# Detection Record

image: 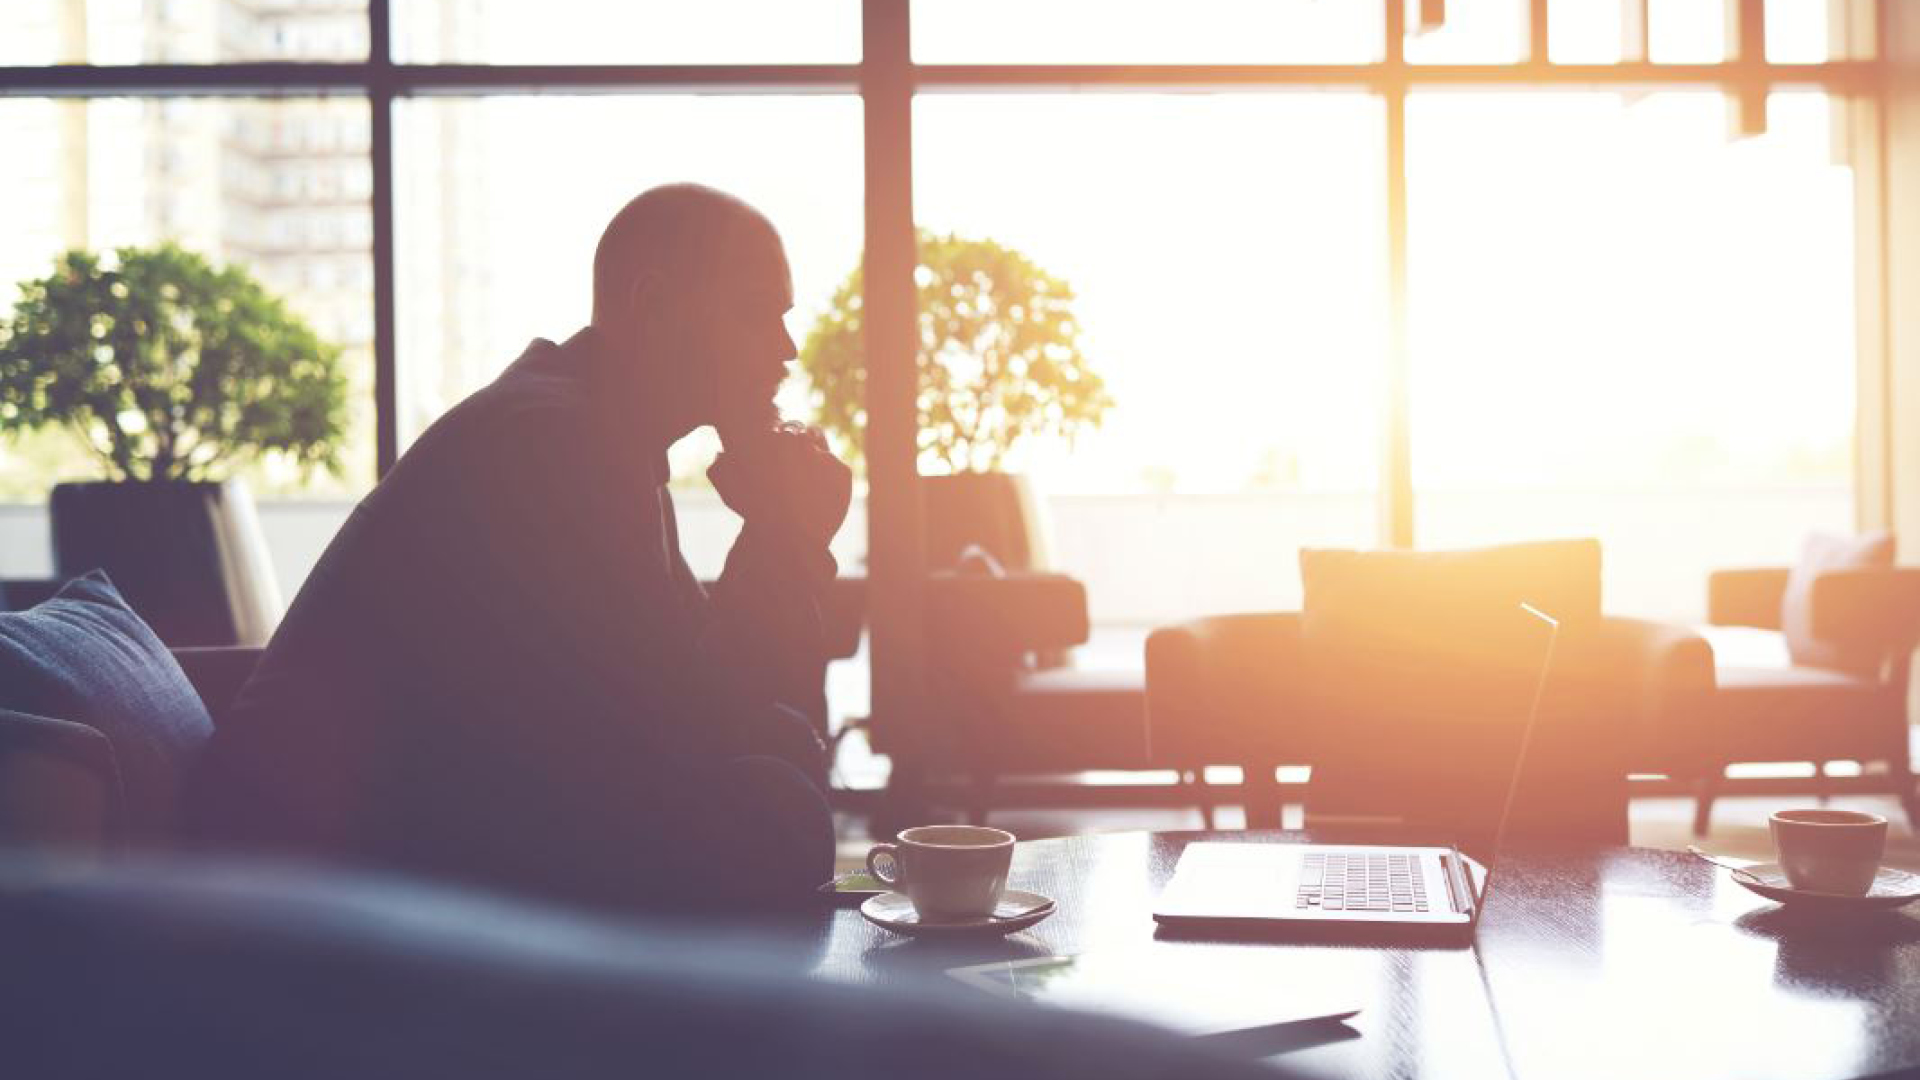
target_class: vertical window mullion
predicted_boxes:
[1384,0,1414,548]
[370,0,398,477]
[861,0,929,759]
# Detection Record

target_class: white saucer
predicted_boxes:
[860,890,1056,938]
[1727,862,1920,910]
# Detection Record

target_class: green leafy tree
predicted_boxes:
[801,231,1113,475]
[0,243,347,482]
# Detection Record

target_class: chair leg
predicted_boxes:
[1187,770,1217,831]
[1886,730,1920,831]
[1814,761,1832,806]
[1692,772,1719,837]
[1244,762,1282,831]
[1892,760,1920,832]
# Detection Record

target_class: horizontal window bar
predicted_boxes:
[910,62,1880,92]
[0,64,861,97]
[0,60,1880,98]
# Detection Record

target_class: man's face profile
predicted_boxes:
[694,223,798,442]
[627,215,796,445]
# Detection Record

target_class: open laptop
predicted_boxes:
[1152,602,1560,941]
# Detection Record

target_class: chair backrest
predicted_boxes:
[51,481,282,648]
[1295,540,1624,851]
[1781,532,1896,676]
[1806,568,1920,690]
[922,473,1052,574]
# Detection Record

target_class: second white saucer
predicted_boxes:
[1730,862,1920,910]
[860,889,1056,938]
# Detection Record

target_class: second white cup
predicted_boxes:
[866,825,1014,920]
[1771,808,1887,895]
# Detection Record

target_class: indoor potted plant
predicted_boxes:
[800,231,1112,571]
[0,243,348,644]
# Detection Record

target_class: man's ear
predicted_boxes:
[625,269,667,326]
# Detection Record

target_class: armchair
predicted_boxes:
[1146,541,1715,845]
[1147,612,1713,836]
[858,475,1148,825]
[867,570,1149,826]
[1695,542,1920,833]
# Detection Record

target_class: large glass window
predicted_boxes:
[1407,91,1855,619]
[910,1,1383,64]
[1647,0,1733,63]
[0,0,369,64]
[0,0,1878,634]
[1403,0,1529,65]
[393,0,858,64]
[915,93,1386,624]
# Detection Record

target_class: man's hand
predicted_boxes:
[708,423,852,548]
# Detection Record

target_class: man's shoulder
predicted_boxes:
[419,335,598,449]
[477,335,597,414]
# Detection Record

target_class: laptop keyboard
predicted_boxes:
[1296,852,1429,913]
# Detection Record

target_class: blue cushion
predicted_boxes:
[0,571,213,845]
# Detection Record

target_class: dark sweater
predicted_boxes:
[190,328,834,900]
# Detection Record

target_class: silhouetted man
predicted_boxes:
[192,184,848,913]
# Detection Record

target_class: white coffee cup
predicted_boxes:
[866,825,1014,920]
[1770,808,1887,895]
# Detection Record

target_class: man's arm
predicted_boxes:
[483,415,747,762]
[475,411,847,775]
[689,425,852,760]
[688,521,833,700]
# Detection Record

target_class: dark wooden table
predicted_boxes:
[810,831,1920,1080]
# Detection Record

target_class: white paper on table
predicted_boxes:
[947,945,1364,1038]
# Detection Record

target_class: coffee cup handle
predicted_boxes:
[867,843,904,887]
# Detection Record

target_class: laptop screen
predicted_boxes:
[1487,602,1562,862]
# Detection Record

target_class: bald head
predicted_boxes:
[591,183,780,326]
[586,184,798,445]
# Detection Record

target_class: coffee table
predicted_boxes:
[811,830,1920,1080]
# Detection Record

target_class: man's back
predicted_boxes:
[190,331,812,905]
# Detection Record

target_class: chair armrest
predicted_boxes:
[1567,618,1716,775]
[1145,612,1306,766]
[924,573,1090,667]
[1810,568,1920,655]
[170,647,265,727]
[0,709,124,852]
[1707,567,1790,629]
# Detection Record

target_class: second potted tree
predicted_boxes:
[800,231,1112,572]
